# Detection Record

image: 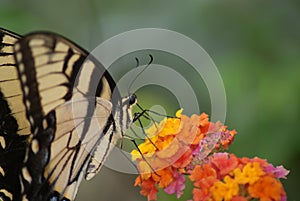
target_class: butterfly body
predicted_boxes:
[0,28,135,201]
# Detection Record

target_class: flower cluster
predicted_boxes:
[131,110,289,201]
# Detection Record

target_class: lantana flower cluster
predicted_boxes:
[131,110,289,201]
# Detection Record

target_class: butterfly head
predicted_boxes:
[121,93,137,113]
[128,93,137,106]
[115,93,137,134]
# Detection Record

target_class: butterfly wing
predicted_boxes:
[0,28,30,201]
[1,28,122,201]
[12,31,117,133]
[23,97,114,201]
[0,28,31,135]
[12,32,121,201]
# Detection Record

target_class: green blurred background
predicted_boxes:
[1,0,299,200]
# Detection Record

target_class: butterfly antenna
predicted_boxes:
[136,103,176,119]
[118,140,158,182]
[135,57,140,67]
[128,54,153,94]
[118,146,141,174]
[134,115,159,149]
[134,107,161,131]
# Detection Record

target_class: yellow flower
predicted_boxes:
[131,110,183,161]
[146,109,182,138]
[210,176,239,201]
[233,162,265,185]
[138,160,152,180]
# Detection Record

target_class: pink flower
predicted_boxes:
[281,194,287,201]
[264,164,290,179]
[164,170,186,198]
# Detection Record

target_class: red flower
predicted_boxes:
[135,177,158,201]
[209,153,239,179]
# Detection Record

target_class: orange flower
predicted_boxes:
[131,110,289,201]
[192,176,218,201]
[248,175,285,201]
[152,167,174,188]
[193,188,210,201]
[239,156,269,168]
[231,196,248,201]
[189,164,217,187]
[210,153,239,178]
[148,156,170,171]
[172,149,193,169]
[177,114,201,145]
[219,126,237,149]
[138,178,158,201]
[191,164,218,201]
[131,110,182,161]
[198,113,210,131]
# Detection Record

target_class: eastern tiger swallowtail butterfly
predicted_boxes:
[0,27,137,201]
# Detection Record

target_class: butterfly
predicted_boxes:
[0,27,137,201]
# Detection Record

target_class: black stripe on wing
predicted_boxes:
[21,98,115,201]
[0,28,31,136]
[0,28,30,201]
[13,32,119,134]
[12,31,122,201]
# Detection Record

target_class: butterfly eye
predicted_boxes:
[129,94,137,106]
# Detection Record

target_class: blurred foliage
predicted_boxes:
[1,0,299,200]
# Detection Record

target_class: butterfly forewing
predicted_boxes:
[0,28,134,201]
[14,33,85,132]
[0,28,31,201]
[0,28,31,136]
[12,31,124,201]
